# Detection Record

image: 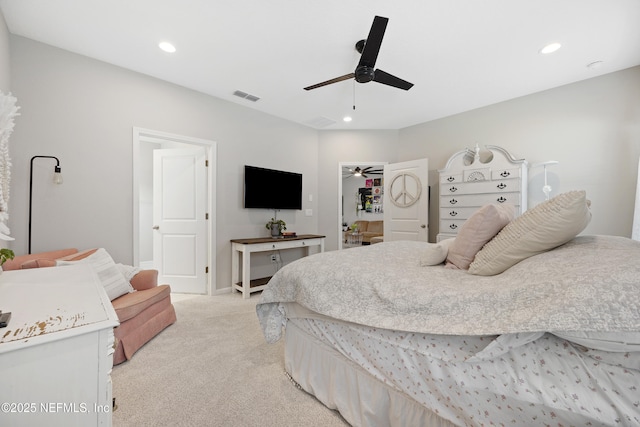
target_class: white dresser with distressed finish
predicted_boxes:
[437,145,527,241]
[0,264,119,426]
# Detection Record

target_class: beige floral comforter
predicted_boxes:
[257,235,640,343]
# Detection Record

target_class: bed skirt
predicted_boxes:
[284,319,456,427]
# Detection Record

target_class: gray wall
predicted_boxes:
[399,66,640,242]
[0,10,9,91]
[8,36,319,292]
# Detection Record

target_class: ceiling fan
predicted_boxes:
[343,166,384,178]
[304,16,414,92]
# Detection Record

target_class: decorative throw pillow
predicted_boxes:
[469,190,592,276]
[57,248,134,300]
[445,203,516,270]
[420,238,455,266]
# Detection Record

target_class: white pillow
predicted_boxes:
[469,190,591,276]
[57,248,134,300]
[420,238,455,266]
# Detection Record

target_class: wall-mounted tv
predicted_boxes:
[244,165,302,210]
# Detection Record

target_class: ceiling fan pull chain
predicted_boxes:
[353,80,356,110]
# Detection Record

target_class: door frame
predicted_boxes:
[337,161,387,250]
[132,127,217,295]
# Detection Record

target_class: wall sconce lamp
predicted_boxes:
[29,155,63,254]
[531,160,559,201]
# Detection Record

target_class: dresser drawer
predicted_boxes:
[439,207,479,221]
[440,173,463,184]
[439,219,464,234]
[440,192,521,208]
[440,179,521,196]
[491,167,521,180]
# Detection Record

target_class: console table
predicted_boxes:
[0,264,119,426]
[231,234,325,298]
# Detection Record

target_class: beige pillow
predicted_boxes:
[445,203,516,269]
[469,190,591,276]
[420,238,455,266]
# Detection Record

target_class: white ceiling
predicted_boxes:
[1,0,639,130]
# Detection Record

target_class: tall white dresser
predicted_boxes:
[0,264,119,427]
[437,145,527,241]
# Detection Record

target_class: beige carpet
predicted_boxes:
[111,293,348,427]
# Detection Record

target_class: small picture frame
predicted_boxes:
[373,178,382,187]
[365,179,373,188]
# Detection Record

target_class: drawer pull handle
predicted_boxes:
[500,171,511,177]
[497,196,507,203]
[272,244,276,248]
[447,176,455,182]
[449,199,457,205]
[449,224,458,230]
[449,186,458,193]
[497,183,507,190]
[449,211,458,217]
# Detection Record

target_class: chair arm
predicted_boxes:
[130,269,158,291]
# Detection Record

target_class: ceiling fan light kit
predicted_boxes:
[344,166,384,178]
[304,16,414,92]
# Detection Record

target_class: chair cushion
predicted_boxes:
[111,284,172,322]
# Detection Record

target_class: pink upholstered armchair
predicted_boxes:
[4,248,176,365]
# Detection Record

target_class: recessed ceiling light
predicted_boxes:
[159,42,176,53]
[540,42,561,54]
[343,116,352,122]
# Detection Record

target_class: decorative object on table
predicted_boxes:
[531,160,559,201]
[29,155,63,253]
[281,231,297,238]
[266,218,286,237]
[0,91,20,241]
[0,247,14,274]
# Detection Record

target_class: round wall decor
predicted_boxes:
[389,172,422,207]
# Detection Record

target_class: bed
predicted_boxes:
[256,192,640,426]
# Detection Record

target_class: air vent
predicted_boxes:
[233,90,260,102]
[305,116,337,128]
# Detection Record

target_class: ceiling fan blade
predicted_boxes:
[358,16,388,69]
[373,69,414,90]
[304,73,355,91]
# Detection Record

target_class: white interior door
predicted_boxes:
[153,148,208,294]
[383,158,429,241]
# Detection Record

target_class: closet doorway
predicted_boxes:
[338,161,387,250]
[132,128,217,295]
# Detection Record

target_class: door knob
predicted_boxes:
[420,224,426,228]
[152,225,159,230]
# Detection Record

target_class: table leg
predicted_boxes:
[241,248,251,299]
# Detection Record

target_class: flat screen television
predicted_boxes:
[244,165,302,210]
